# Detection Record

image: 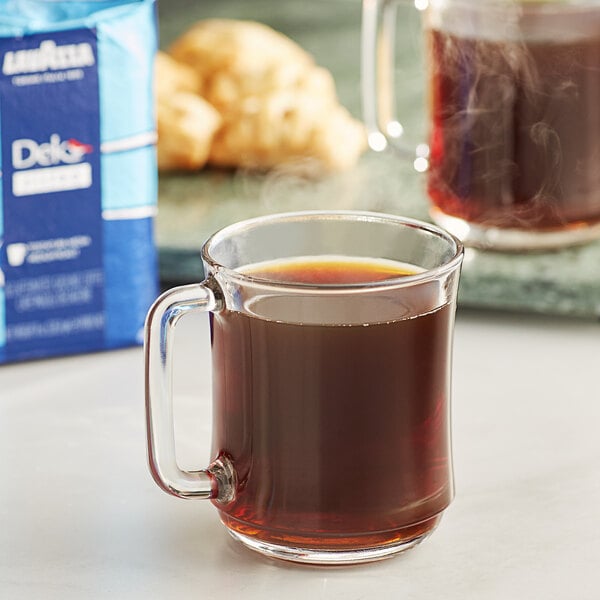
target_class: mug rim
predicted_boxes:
[201,210,464,291]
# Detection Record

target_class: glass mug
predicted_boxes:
[145,211,463,565]
[362,0,600,250]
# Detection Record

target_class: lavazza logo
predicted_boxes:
[2,39,95,75]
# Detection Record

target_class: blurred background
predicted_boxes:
[155,0,430,282]
[154,0,600,320]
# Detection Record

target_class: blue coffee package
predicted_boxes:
[0,0,158,362]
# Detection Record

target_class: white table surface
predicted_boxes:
[1,308,599,599]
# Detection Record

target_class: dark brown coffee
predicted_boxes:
[427,27,600,230]
[209,257,454,550]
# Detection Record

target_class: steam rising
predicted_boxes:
[426,3,600,229]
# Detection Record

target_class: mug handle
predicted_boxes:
[144,281,236,502]
[361,0,429,170]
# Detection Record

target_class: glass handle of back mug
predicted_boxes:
[361,0,429,170]
[144,282,236,502]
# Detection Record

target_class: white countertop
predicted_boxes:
[1,308,599,599]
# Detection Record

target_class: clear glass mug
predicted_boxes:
[362,0,600,250]
[145,211,463,565]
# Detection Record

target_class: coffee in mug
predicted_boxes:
[145,211,463,564]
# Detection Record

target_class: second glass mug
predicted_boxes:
[145,211,463,565]
[362,0,600,250]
